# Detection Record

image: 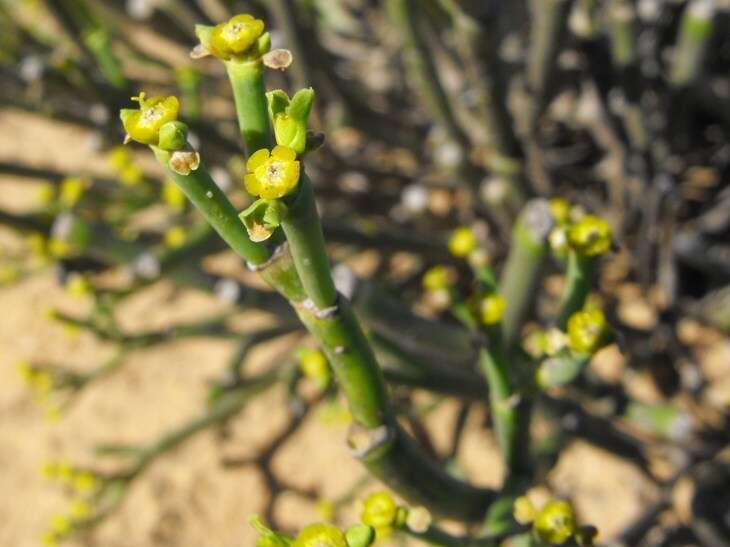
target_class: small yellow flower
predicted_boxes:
[297,348,330,386]
[244,146,301,199]
[35,183,55,205]
[210,14,265,59]
[549,198,572,224]
[567,308,611,354]
[49,514,72,535]
[448,226,478,258]
[120,163,144,186]
[107,146,132,170]
[121,93,180,145]
[40,531,59,547]
[162,180,186,212]
[316,499,335,522]
[533,500,577,545]
[513,496,537,524]
[422,265,454,292]
[292,523,348,547]
[69,500,91,520]
[72,471,99,493]
[164,226,187,249]
[27,233,48,259]
[60,177,87,207]
[567,215,612,257]
[65,273,90,298]
[361,491,398,530]
[479,294,507,325]
[48,238,73,258]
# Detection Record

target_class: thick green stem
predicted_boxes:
[225,59,272,157]
[281,173,337,309]
[669,0,715,89]
[500,200,552,348]
[557,252,597,328]
[151,147,270,265]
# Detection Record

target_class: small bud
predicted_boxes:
[267,88,315,154]
[169,150,200,175]
[566,308,612,355]
[244,146,301,199]
[514,496,537,524]
[533,500,577,545]
[478,293,507,325]
[422,265,454,292]
[239,199,288,242]
[293,523,348,547]
[157,121,189,151]
[344,525,375,547]
[549,198,572,224]
[567,215,612,257]
[361,492,398,530]
[448,226,478,258]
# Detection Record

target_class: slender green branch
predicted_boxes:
[225,58,273,156]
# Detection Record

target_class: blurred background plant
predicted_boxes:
[1,0,730,546]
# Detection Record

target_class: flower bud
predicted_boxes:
[361,491,398,530]
[478,293,507,325]
[566,308,612,355]
[244,146,301,199]
[549,197,572,224]
[567,215,612,257]
[344,525,375,547]
[422,265,454,292]
[293,523,348,547]
[513,496,537,524]
[405,506,432,533]
[448,226,478,258]
[158,121,189,151]
[239,198,288,242]
[169,150,200,175]
[533,500,577,545]
[267,88,315,155]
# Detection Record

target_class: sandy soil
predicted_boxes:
[0,109,665,546]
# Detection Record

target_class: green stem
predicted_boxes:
[281,173,337,309]
[151,147,270,265]
[669,0,715,89]
[500,200,552,348]
[225,58,272,157]
[557,252,597,328]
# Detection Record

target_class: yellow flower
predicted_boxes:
[35,182,55,205]
[292,523,348,547]
[567,308,611,354]
[361,491,398,530]
[69,500,91,520]
[210,14,265,59]
[479,294,507,325]
[297,348,330,387]
[448,226,478,258]
[244,146,301,199]
[60,177,87,207]
[27,233,48,259]
[513,496,537,524]
[49,514,72,535]
[65,273,90,298]
[533,500,577,545]
[120,163,144,186]
[107,146,132,170]
[72,471,99,493]
[48,237,73,258]
[162,180,186,212]
[121,93,180,145]
[567,215,612,257]
[549,198,571,224]
[164,226,187,249]
[422,265,454,292]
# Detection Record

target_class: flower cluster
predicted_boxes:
[514,496,597,546]
[244,145,301,200]
[195,14,269,61]
[120,93,180,146]
[548,199,612,258]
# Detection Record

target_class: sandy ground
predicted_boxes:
[0,109,663,546]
